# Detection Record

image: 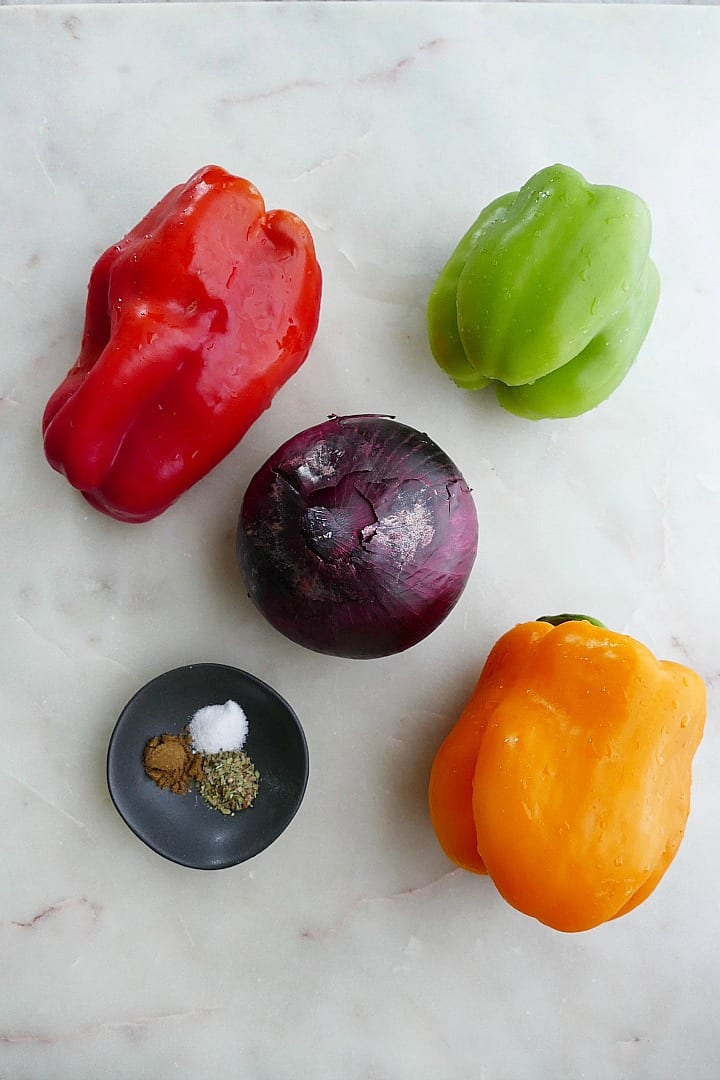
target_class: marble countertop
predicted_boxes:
[2,3,719,1078]
[3,0,717,6]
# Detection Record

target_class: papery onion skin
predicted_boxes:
[236,415,479,659]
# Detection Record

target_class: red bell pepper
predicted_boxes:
[42,165,322,523]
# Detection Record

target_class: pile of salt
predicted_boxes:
[188,700,249,754]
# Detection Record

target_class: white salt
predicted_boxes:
[188,700,248,754]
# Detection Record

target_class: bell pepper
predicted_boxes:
[428,616,706,932]
[427,164,660,420]
[42,165,322,523]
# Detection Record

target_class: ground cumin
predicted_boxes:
[143,732,204,794]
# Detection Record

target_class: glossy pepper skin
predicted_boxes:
[428,617,706,932]
[42,165,322,522]
[427,164,660,419]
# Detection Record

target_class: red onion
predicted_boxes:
[236,415,478,659]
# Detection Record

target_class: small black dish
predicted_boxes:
[107,663,309,869]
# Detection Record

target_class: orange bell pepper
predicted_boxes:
[428,616,706,932]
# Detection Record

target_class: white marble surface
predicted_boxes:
[2,1,717,6]
[3,1,716,6]
[1,3,719,1077]
[3,0,717,6]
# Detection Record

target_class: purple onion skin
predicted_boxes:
[236,415,478,659]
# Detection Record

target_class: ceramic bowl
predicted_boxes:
[107,663,309,869]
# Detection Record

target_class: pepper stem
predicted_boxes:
[537,613,607,629]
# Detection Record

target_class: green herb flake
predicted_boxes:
[197,750,260,816]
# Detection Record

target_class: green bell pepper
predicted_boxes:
[427,164,660,420]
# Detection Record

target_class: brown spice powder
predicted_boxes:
[142,732,204,794]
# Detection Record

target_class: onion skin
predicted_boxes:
[236,415,479,659]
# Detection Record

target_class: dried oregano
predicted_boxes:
[197,750,260,815]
